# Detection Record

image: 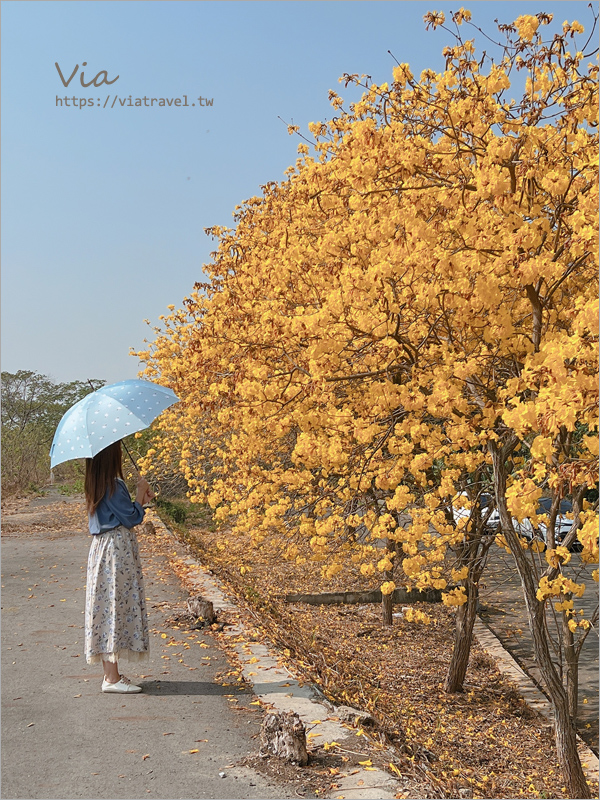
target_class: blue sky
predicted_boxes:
[1,0,595,384]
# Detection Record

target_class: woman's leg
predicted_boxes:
[103,660,120,683]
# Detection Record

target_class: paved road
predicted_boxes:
[1,492,303,800]
[479,547,599,753]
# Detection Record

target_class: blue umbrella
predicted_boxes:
[50,379,179,469]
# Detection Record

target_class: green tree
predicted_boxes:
[1,371,103,492]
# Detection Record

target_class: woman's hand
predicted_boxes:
[142,487,156,505]
[135,476,154,506]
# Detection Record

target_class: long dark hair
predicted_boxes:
[85,441,124,515]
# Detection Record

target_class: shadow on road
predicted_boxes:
[140,680,250,696]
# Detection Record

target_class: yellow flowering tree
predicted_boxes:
[137,10,598,797]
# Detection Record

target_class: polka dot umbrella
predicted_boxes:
[50,379,179,470]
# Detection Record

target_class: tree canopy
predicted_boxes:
[137,11,598,796]
[139,9,598,579]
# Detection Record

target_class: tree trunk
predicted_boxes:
[553,690,589,799]
[562,609,579,721]
[382,568,394,626]
[444,579,478,692]
[489,441,591,798]
[382,587,393,626]
[525,592,589,797]
[444,515,491,693]
[382,538,394,626]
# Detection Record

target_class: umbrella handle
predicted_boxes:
[122,438,160,503]
[122,440,139,474]
[123,439,157,504]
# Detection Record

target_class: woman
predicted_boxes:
[84,440,154,693]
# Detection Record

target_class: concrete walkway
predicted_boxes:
[1,490,311,800]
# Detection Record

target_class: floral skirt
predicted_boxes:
[84,525,150,665]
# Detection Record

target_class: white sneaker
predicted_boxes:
[102,675,142,693]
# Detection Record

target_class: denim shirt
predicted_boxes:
[88,478,145,534]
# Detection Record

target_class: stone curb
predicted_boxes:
[147,510,399,800]
[474,619,599,785]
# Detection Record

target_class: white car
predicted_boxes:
[452,493,577,549]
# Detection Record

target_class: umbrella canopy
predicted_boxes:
[50,379,179,469]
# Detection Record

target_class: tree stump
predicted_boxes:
[186,595,215,624]
[259,711,309,766]
[335,704,375,728]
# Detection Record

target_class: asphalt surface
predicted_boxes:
[479,546,599,753]
[0,491,305,800]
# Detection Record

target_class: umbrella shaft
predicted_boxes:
[122,440,139,474]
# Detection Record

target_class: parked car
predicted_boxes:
[535,497,577,547]
[452,493,580,550]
